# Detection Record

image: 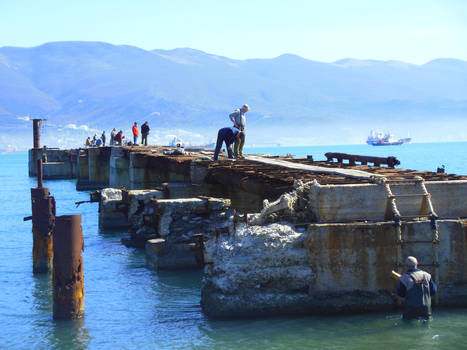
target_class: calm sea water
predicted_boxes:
[1,142,467,350]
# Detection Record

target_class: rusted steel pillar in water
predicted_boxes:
[32,118,41,149]
[29,159,55,273]
[53,215,84,319]
[37,159,44,188]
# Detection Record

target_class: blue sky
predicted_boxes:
[1,0,466,64]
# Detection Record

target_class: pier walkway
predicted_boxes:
[244,154,383,180]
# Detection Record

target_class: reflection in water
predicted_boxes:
[31,268,90,349]
[32,273,52,314]
[49,318,90,350]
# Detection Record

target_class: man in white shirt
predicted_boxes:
[229,104,249,158]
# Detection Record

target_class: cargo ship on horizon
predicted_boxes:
[366,131,411,146]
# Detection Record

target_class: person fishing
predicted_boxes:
[396,256,437,320]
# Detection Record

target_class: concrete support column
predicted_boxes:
[76,149,90,190]
[53,215,85,320]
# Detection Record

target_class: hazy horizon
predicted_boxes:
[1,1,466,151]
[1,1,466,64]
[2,40,465,67]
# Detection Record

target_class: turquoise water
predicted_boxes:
[1,143,467,349]
[245,142,467,176]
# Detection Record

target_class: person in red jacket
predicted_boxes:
[114,130,123,145]
[132,122,139,145]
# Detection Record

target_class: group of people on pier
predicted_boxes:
[82,104,251,161]
[84,121,150,147]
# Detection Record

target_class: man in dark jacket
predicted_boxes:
[141,121,150,146]
[397,256,437,320]
[213,126,241,161]
[101,131,106,146]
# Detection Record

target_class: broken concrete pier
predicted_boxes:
[29,145,467,317]
[201,177,467,318]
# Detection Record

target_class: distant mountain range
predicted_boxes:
[0,41,466,149]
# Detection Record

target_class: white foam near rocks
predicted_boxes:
[100,188,122,201]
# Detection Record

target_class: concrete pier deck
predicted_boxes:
[29,145,467,212]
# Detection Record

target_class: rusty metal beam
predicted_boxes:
[53,215,84,320]
[325,152,400,168]
[37,159,43,188]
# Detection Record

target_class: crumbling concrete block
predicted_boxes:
[98,188,164,230]
[140,197,233,270]
[146,238,203,270]
[98,188,127,229]
[154,198,231,242]
[201,219,467,318]
[201,223,315,318]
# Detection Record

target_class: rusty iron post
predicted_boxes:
[37,159,43,188]
[33,119,41,149]
[53,215,84,320]
[30,182,56,273]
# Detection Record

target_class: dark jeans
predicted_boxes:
[141,133,148,146]
[133,135,138,145]
[213,129,234,160]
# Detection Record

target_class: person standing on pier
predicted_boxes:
[397,256,437,320]
[110,128,116,145]
[141,121,150,146]
[213,126,241,161]
[132,122,139,145]
[229,104,249,158]
[101,131,106,146]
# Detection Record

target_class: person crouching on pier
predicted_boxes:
[132,122,139,145]
[213,126,241,161]
[114,130,123,145]
[397,256,437,320]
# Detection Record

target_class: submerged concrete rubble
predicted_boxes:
[98,187,232,269]
[29,146,467,318]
